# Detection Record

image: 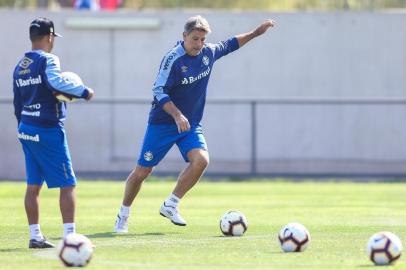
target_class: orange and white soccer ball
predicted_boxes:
[57,233,94,267]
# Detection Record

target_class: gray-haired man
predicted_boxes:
[114,15,275,232]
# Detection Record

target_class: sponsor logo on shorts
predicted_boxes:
[144,151,153,161]
[18,132,40,142]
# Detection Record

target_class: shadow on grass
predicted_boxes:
[211,235,244,238]
[84,232,167,239]
[0,248,27,252]
[48,231,180,241]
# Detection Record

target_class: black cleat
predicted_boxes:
[29,238,56,249]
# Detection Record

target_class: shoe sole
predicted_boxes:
[159,212,187,226]
[29,246,55,249]
[29,239,55,249]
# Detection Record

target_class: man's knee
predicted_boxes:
[60,186,76,198]
[132,165,153,181]
[60,186,75,192]
[26,185,41,196]
[190,151,210,170]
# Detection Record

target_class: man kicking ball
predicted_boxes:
[114,15,275,232]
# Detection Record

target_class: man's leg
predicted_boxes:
[114,165,153,233]
[122,165,153,206]
[25,184,54,248]
[116,123,177,232]
[160,149,209,226]
[173,149,209,198]
[25,184,42,225]
[60,186,76,236]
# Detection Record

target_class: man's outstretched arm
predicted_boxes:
[236,19,276,48]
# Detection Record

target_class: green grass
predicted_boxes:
[1,180,406,269]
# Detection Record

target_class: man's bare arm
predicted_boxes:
[163,101,191,133]
[236,19,276,48]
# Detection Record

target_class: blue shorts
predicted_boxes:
[18,123,76,188]
[137,124,207,167]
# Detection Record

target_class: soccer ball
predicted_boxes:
[57,233,94,267]
[278,223,310,252]
[219,210,248,236]
[366,231,403,265]
[54,71,83,102]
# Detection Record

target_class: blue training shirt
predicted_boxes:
[149,37,239,125]
[13,50,90,128]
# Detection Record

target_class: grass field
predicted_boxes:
[1,179,406,269]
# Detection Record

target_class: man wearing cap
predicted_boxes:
[114,15,275,232]
[13,17,94,248]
